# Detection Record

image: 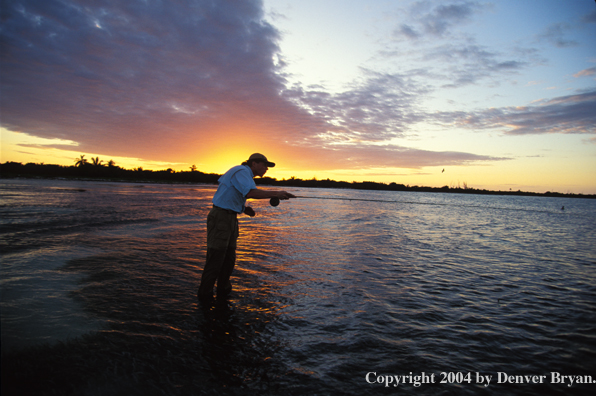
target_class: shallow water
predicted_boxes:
[1,178,595,395]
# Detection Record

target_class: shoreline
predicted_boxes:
[2,162,594,200]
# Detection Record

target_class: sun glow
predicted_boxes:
[0,128,182,171]
[193,148,256,176]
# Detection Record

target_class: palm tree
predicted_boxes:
[107,159,116,168]
[75,155,88,167]
[91,157,103,166]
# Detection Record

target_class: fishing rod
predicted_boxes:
[268,196,449,207]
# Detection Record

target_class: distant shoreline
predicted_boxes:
[1,161,594,199]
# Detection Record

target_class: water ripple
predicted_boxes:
[2,180,595,395]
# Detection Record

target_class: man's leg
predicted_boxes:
[216,246,236,298]
[198,207,238,301]
[198,248,228,300]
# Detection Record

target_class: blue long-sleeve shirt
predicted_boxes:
[212,165,256,213]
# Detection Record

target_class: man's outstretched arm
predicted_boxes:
[245,189,295,200]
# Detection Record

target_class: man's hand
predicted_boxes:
[277,191,296,200]
[244,206,256,217]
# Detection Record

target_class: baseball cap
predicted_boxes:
[248,153,275,167]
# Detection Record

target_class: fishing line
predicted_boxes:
[268,195,566,215]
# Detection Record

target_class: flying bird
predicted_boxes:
[442,169,445,173]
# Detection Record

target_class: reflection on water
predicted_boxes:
[1,179,595,395]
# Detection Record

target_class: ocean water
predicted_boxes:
[1,178,595,395]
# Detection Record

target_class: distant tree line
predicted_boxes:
[1,158,220,184]
[1,158,594,199]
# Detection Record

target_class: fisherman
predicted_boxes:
[197,153,295,302]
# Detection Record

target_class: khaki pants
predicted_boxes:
[198,206,239,299]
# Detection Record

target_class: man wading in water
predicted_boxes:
[197,153,295,302]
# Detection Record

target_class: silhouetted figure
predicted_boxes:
[197,153,295,303]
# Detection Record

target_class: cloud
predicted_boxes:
[1,0,507,172]
[536,23,578,48]
[17,143,81,151]
[284,69,428,144]
[1,0,293,157]
[419,1,484,37]
[277,66,511,170]
[439,89,596,136]
[574,66,596,78]
[396,24,421,40]
[393,1,487,40]
[421,43,527,88]
[383,2,527,90]
[277,143,507,171]
[581,10,596,24]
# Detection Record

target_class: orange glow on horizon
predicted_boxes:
[3,127,596,195]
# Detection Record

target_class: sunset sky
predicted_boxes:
[1,0,595,193]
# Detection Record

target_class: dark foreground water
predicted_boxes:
[1,178,595,395]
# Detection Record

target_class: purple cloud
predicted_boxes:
[438,90,596,136]
[1,0,292,156]
[2,0,589,174]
